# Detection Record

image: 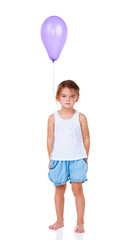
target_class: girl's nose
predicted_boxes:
[66,97,70,101]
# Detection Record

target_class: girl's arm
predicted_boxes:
[47,114,54,161]
[79,113,90,165]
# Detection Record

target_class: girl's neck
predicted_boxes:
[59,107,76,114]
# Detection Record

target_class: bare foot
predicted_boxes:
[74,223,85,233]
[49,221,64,230]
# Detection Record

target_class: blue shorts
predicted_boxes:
[48,158,88,186]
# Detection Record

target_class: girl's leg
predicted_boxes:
[49,183,66,230]
[71,182,85,233]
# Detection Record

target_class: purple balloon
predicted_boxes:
[41,16,68,62]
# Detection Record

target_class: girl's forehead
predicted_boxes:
[60,88,76,95]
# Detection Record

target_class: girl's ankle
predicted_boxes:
[77,219,84,225]
[57,218,64,223]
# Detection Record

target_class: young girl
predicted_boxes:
[47,80,90,233]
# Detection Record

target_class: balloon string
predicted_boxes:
[52,61,55,112]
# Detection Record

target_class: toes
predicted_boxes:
[49,224,64,230]
[49,224,56,229]
[53,227,57,230]
[49,226,53,229]
[74,226,84,233]
[74,227,79,232]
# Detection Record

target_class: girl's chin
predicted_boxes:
[62,105,72,108]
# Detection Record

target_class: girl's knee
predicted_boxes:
[71,182,83,196]
[55,183,66,194]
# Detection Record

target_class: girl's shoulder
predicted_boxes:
[79,112,87,120]
[48,113,55,126]
[79,112,88,125]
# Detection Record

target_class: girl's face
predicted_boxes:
[57,87,79,108]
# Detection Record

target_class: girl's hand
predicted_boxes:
[85,158,88,166]
[48,160,51,169]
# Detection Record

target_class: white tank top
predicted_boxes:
[50,110,88,161]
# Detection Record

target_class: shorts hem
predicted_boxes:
[48,174,69,186]
[69,179,88,184]
[54,179,69,186]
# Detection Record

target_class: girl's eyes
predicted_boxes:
[62,96,75,98]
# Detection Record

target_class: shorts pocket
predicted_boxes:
[83,158,88,173]
[83,158,87,164]
[50,160,59,170]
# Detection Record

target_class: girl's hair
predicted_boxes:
[56,80,80,101]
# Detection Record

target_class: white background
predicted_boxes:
[0,0,131,239]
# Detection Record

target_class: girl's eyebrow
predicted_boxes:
[61,94,75,96]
